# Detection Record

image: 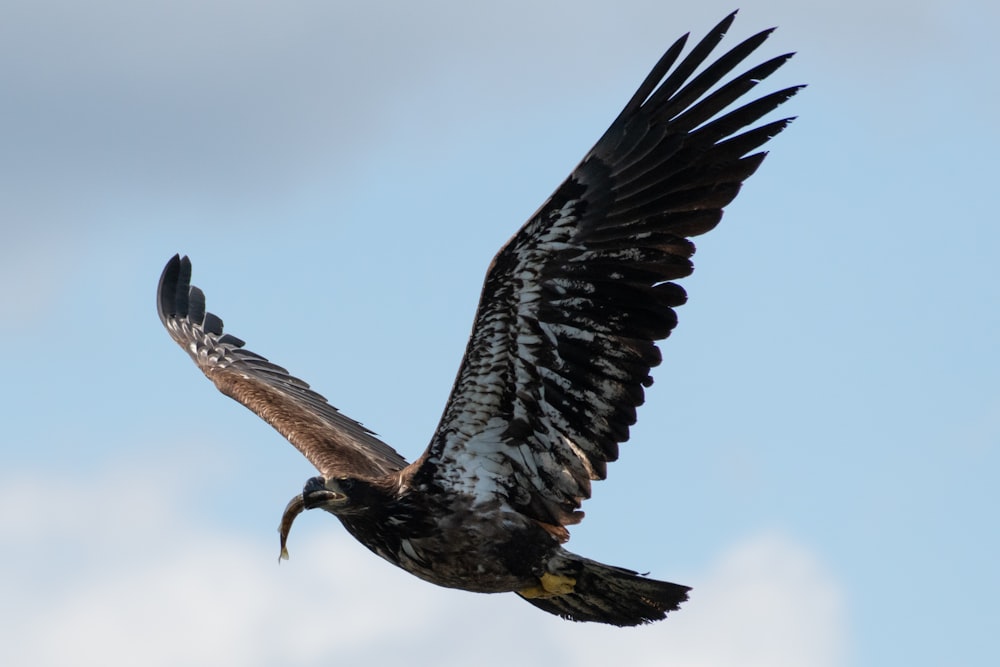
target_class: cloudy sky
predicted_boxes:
[1,1,997,665]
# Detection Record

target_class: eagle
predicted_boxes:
[157,12,800,627]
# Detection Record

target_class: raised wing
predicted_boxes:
[417,13,802,532]
[157,254,408,479]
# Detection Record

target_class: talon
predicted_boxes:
[540,572,576,595]
[519,572,576,598]
[518,583,546,599]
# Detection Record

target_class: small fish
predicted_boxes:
[278,493,306,561]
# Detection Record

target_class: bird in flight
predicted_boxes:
[158,12,800,626]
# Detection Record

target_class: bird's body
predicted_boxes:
[327,472,552,594]
[157,12,800,626]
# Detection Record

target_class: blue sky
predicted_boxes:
[1,1,997,665]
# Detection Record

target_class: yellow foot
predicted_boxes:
[519,572,577,599]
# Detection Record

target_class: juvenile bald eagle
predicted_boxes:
[158,12,800,626]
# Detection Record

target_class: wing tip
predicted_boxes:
[157,254,234,344]
[156,254,191,322]
[715,9,739,35]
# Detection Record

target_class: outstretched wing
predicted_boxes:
[157,254,408,479]
[416,13,802,533]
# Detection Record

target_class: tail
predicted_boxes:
[517,555,690,626]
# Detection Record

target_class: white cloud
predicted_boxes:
[0,0,919,226]
[0,467,848,667]
[662,535,848,667]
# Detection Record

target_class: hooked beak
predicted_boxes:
[302,476,346,509]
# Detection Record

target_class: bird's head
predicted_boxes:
[301,475,370,515]
[278,475,374,561]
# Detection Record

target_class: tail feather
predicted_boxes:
[518,556,690,626]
